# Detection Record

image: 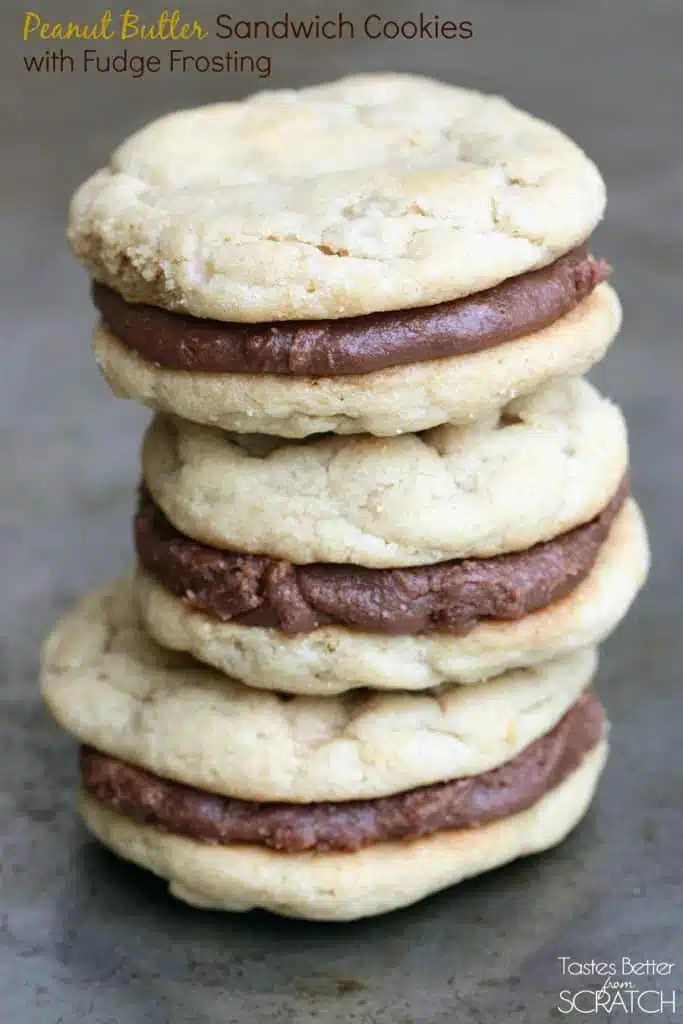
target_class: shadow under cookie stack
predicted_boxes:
[42,74,649,921]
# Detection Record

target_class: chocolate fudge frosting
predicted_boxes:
[81,691,605,853]
[93,246,610,377]
[135,478,629,636]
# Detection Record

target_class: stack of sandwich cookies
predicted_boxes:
[41,74,649,921]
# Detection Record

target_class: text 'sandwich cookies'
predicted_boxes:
[42,73,649,920]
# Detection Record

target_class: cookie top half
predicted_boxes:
[68,74,605,322]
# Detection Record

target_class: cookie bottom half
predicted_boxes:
[134,499,648,694]
[94,285,620,437]
[79,740,607,922]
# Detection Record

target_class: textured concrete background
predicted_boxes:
[2,1,682,1021]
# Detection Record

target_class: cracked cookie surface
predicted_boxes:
[69,73,606,322]
[141,378,629,567]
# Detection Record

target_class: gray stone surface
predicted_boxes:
[1,1,681,1020]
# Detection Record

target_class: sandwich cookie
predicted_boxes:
[80,743,607,921]
[69,73,618,436]
[134,497,648,694]
[132,380,647,693]
[42,577,607,920]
